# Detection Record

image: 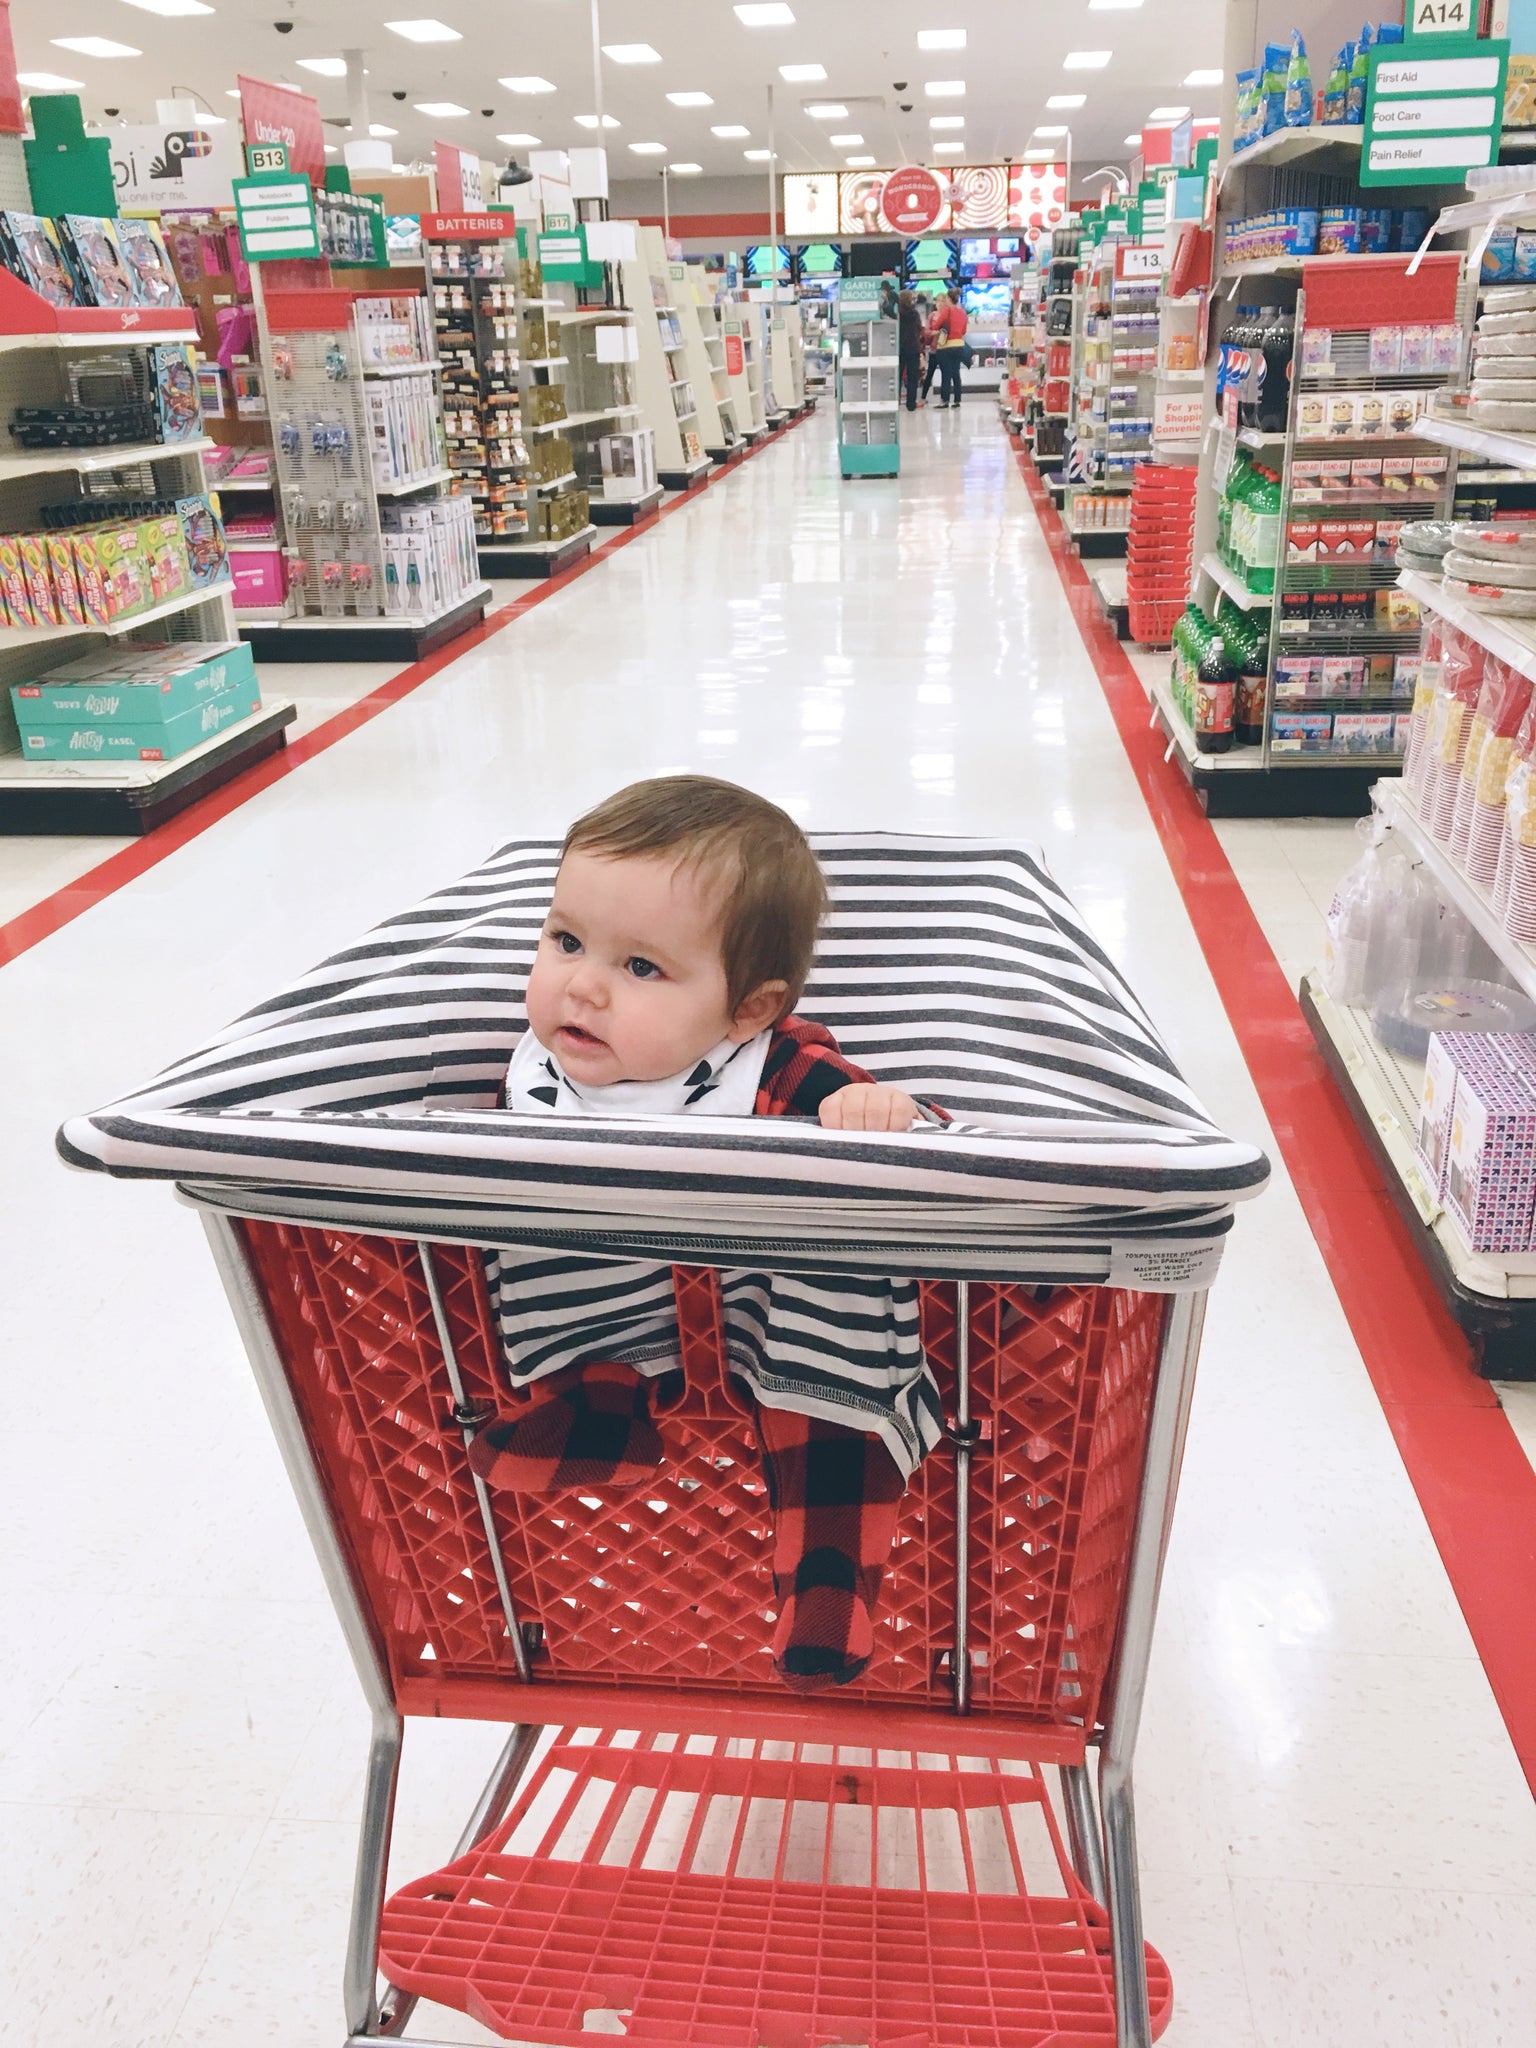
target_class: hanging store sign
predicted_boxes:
[237,74,325,185]
[881,165,945,234]
[1363,36,1508,182]
[537,221,599,283]
[111,120,243,212]
[232,169,320,260]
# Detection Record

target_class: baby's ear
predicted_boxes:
[730,980,789,1040]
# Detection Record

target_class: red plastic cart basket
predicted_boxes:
[63,833,1266,2048]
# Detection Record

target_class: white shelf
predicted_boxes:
[520,297,566,310]
[842,354,900,368]
[531,469,578,489]
[560,307,638,326]
[1144,659,1263,774]
[484,527,595,556]
[1378,780,1536,1007]
[1220,250,1418,282]
[1399,567,1536,687]
[661,341,688,355]
[214,475,276,492]
[0,434,214,485]
[374,466,452,496]
[521,356,568,369]
[266,582,492,629]
[0,576,232,647]
[361,360,443,378]
[1418,410,1536,475]
[0,694,293,790]
[1237,427,1287,450]
[1160,367,1205,383]
[225,540,280,553]
[1199,551,1270,611]
[1219,122,1363,189]
[560,405,642,428]
[838,400,899,414]
[0,322,199,358]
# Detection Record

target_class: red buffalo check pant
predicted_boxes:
[467,1361,907,1693]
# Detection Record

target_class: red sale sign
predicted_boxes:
[238,73,326,185]
[725,333,744,377]
[880,165,945,234]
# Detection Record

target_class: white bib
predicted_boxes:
[505,1026,772,1119]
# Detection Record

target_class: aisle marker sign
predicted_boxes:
[1363,34,1508,184]
[233,169,320,260]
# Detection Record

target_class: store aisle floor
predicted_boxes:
[3,401,1535,2048]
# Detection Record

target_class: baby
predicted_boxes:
[468,774,944,1693]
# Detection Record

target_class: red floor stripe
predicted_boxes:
[1015,441,1536,1792]
[0,411,811,971]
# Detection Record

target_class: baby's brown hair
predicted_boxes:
[563,775,828,1019]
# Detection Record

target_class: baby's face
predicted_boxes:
[527,849,768,1086]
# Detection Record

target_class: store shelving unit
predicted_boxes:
[241,276,489,659]
[0,283,294,833]
[625,227,712,494]
[1155,247,1464,815]
[836,290,898,480]
[670,264,736,461]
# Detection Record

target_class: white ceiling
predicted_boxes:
[11,0,1227,186]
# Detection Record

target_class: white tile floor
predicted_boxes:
[3,403,1536,2046]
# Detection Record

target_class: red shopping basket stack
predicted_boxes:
[1126,465,1197,647]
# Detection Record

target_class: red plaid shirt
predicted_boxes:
[755,1016,947,1121]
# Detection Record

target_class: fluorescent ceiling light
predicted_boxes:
[603,43,661,63]
[1047,94,1085,109]
[829,133,863,146]
[711,123,750,137]
[1148,105,1189,119]
[779,63,825,81]
[415,100,468,115]
[385,18,461,41]
[1033,125,1068,137]
[1064,51,1112,68]
[324,143,338,154]
[1124,131,1142,146]
[497,131,539,144]
[1023,146,1055,160]
[225,87,241,97]
[845,154,876,166]
[297,56,348,76]
[575,113,620,127]
[932,141,964,154]
[501,74,555,93]
[806,103,848,119]
[744,148,776,160]
[917,29,965,49]
[370,122,399,136]
[1184,69,1222,86]
[667,90,713,106]
[669,161,702,173]
[734,3,795,22]
[629,140,667,153]
[277,82,304,92]
[17,71,85,89]
[925,80,965,96]
[929,114,964,129]
[118,0,214,13]
[51,36,140,56]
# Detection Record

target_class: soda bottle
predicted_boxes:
[1195,634,1237,753]
[1258,307,1294,433]
[1218,449,1251,566]
[1245,306,1277,429]
[1235,618,1268,745]
[1244,466,1283,595]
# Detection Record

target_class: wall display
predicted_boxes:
[110,122,242,214]
[816,165,1067,236]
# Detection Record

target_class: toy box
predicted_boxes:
[16,674,261,761]
[13,640,256,728]
[151,343,204,444]
[57,214,136,308]
[0,211,78,307]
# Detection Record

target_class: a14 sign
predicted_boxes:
[1408,0,1473,35]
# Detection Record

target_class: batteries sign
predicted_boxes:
[1362,36,1507,184]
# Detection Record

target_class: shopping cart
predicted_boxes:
[63,833,1267,2048]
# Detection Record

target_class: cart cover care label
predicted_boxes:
[233,171,320,260]
[1107,1240,1226,1291]
[1363,31,1508,185]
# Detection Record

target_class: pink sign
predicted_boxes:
[880,165,945,235]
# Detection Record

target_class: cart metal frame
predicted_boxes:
[202,1206,1207,2048]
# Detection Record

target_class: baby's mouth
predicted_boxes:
[557,1023,608,1052]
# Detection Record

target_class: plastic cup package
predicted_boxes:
[1481,285,1536,315]
[1452,523,1536,565]
[1446,576,1536,616]
[1444,548,1536,590]
[1372,980,1536,1060]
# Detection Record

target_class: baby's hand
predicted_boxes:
[820,1083,920,1132]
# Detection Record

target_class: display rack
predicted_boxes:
[727,305,769,443]
[241,277,489,659]
[1152,252,1464,815]
[0,278,295,834]
[668,261,737,461]
[626,227,711,494]
[835,286,898,480]
[695,296,746,464]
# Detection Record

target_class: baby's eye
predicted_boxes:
[627,956,662,981]
[552,930,581,955]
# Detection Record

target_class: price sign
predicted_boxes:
[245,142,289,174]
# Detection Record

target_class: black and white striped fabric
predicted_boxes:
[60,836,1269,1301]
